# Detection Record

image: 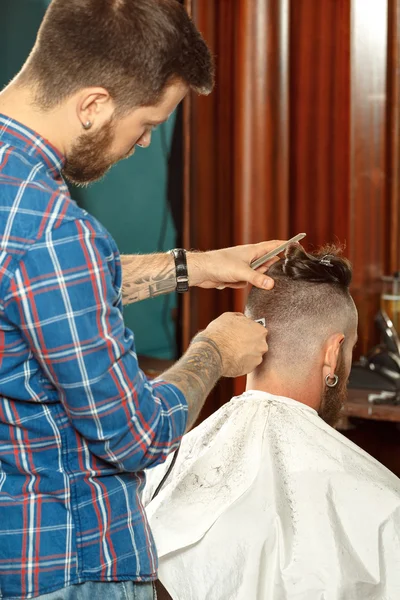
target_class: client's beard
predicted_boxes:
[62,118,134,186]
[319,357,348,427]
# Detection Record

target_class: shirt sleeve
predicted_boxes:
[4,217,188,472]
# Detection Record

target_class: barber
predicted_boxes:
[0,1,282,599]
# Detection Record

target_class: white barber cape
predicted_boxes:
[144,391,400,600]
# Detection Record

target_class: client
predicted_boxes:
[144,245,400,600]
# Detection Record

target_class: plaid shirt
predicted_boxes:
[0,116,187,600]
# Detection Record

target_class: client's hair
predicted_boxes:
[245,244,355,372]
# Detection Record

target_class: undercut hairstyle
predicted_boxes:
[245,244,356,372]
[19,0,214,112]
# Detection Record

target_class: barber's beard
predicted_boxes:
[62,119,134,186]
[319,359,348,427]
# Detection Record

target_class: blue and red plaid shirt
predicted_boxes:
[0,115,188,600]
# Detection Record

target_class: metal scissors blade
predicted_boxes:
[250,233,307,270]
[255,318,267,328]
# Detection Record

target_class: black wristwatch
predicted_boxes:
[170,248,189,293]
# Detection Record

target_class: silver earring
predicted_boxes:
[82,121,92,130]
[325,374,339,388]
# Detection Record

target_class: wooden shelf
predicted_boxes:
[343,389,400,423]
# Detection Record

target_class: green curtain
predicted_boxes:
[0,0,178,359]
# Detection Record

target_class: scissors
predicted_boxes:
[255,317,267,328]
[252,233,307,329]
[217,233,307,292]
[250,233,306,270]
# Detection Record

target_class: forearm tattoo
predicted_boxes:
[162,336,223,430]
[121,256,176,305]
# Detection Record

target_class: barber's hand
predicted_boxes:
[196,312,268,378]
[187,240,286,291]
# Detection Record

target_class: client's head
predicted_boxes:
[245,244,358,426]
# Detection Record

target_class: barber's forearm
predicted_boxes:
[121,253,176,304]
[160,336,223,431]
[121,252,203,305]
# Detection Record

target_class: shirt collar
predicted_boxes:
[0,114,66,178]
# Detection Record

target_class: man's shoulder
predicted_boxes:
[256,392,400,495]
[0,144,112,245]
[0,147,117,292]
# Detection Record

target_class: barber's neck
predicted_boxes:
[246,365,321,413]
[0,79,70,155]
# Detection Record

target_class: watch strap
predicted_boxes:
[170,248,189,293]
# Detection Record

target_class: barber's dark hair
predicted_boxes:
[20,0,214,112]
[268,243,352,288]
[245,244,355,369]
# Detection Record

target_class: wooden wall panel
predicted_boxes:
[350,0,389,356]
[289,0,351,248]
[234,0,290,246]
[387,0,400,274]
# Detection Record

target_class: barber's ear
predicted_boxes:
[323,333,345,378]
[76,87,115,129]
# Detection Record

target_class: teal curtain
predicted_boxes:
[0,0,178,359]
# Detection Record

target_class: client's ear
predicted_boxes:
[322,333,345,381]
